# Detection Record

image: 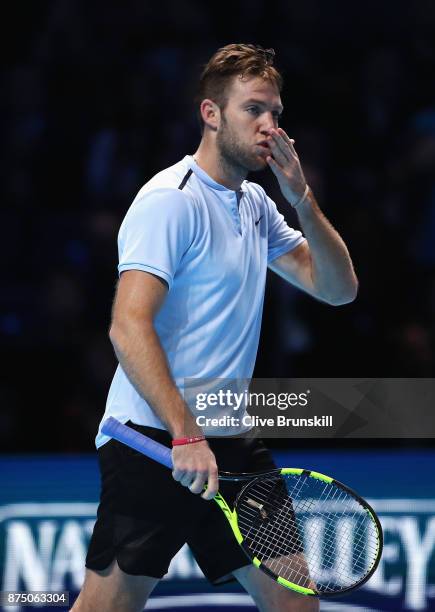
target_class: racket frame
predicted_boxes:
[230,466,383,597]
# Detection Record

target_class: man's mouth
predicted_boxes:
[256,141,270,149]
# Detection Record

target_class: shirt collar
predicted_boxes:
[185,156,247,194]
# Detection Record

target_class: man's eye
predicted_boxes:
[247,107,260,115]
[273,113,281,122]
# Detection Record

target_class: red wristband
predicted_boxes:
[172,435,206,446]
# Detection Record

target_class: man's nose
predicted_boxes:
[259,113,276,134]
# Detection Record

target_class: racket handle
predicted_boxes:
[101,417,173,469]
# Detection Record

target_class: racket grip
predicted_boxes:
[101,417,173,469]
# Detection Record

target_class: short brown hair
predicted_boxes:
[196,43,283,132]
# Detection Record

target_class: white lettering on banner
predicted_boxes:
[3,521,56,591]
[304,517,325,581]
[3,519,88,593]
[50,521,87,591]
[365,517,403,596]
[333,518,357,587]
[0,505,97,593]
[83,519,96,538]
[399,517,435,610]
[365,516,435,610]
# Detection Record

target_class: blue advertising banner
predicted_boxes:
[0,449,434,611]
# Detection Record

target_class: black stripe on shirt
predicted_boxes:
[178,169,192,190]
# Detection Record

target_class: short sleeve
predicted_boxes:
[266,195,306,263]
[117,188,195,288]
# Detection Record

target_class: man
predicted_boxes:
[72,44,357,611]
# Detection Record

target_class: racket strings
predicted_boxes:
[238,476,312,587]
[236,474,380,594]
[299,486,374,572]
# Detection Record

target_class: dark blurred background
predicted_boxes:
[2,0,435,451]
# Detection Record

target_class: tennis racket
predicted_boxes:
[101,416,382,597]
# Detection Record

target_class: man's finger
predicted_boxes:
[277,127,291,143]
[188,472,207,495]
[277,127,293,146]
[172,468,186,482]
[271,130,292,161]
[268,133,289,164]
[278,128,298,158]
[201,467,219,501]
[266,155,282,176]
[180,472,196,487]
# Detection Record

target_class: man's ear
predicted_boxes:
[199,99,221,131]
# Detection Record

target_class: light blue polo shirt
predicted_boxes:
[96,156,305,447]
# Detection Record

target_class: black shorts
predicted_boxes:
[85,422,276,583]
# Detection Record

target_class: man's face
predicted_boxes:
[215,76,283,173]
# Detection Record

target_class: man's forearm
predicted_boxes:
[295,189,358,305]
[109,321,202,438]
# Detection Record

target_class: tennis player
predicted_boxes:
[72,44,358,611]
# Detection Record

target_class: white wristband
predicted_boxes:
[292,184,310,209]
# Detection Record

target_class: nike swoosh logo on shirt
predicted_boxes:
[255,215,263,226]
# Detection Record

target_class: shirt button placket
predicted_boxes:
[230,193,242,235]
